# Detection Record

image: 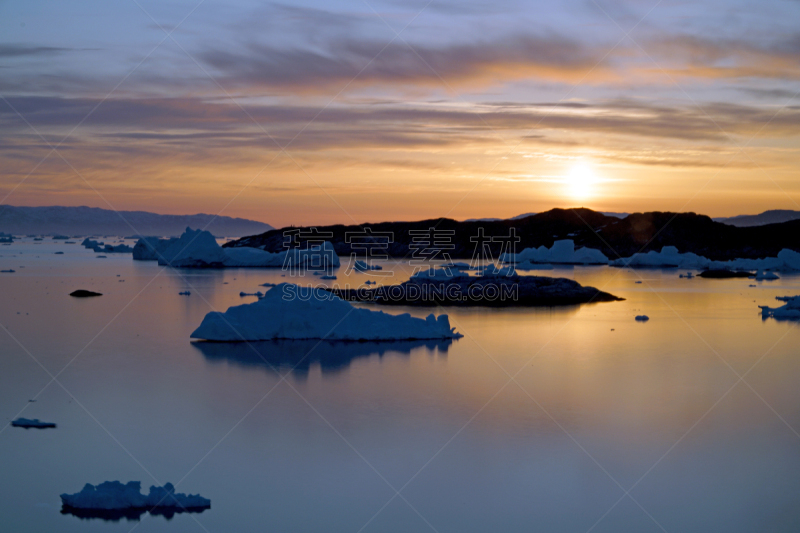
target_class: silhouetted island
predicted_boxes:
[224,208,800,261]
[328,275,622,307]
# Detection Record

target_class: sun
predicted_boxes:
[565,164,598,201]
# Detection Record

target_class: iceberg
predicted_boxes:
[610,246,800,271]
[60,481,210,511]
[190,283,462,341]
[501,240,608,265]
[11,417,56,429]
[133,236,179,261]
[81,237,132,254]
[147,228,339,269]
[754,269,779,280]
[759,296,800,320]
[635,315,650,321]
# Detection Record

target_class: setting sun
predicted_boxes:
[565,164,598,201]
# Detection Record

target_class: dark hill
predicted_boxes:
[224,208,800,261]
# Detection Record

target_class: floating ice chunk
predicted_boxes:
[759,295,800,320]
[11,418,56,429]
[754,269,779,280]
[354,260,382,271]
[320,275,337,280]
[239,291,264,298]
[178,291,191,296]
[501,240,608,265]
[611,246,800,271]
[190,283,462,341]
[158,228,229,267]
[98,244,133,254]
[133,237,179,261]
[60,481,210,511]
[611,246,708,268]
[154,228,339,268]
[635,315,650,321]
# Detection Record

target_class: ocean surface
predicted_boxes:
[2,239,800,532]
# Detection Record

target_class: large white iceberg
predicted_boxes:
[609,246,800,271]
[145,228,339,268]
[60,481,210,510]
[501,240,608,265]
[190,283,462,341]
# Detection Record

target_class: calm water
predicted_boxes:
[2,240,800,532]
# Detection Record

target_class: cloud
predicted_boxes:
[3,96,800,151]
[199,34,614,93]
[0,44,71,58]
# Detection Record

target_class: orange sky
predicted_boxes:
[1,1,799,227]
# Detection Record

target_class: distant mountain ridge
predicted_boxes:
[464,211,628,222]
[714,210,800,227]
[0,205,273,237]
[226,208,800,260]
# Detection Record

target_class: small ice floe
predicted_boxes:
[178,291,191,296]
[11,418,56,429]
[759,295,800,320]
[679,272,694,279]
[354,260,382,271]
[239,291,264,298]
[699,270,752,279]
[635,315,650,321]
[363,280,376,285]
[749,284,757,287]
[96,255,107,258]
[54,251,64,255]
[70,290,102,297]
[1,269,15,273]
[191,283,462,341]
[635,281,642,284]
[60,481,210,512]
[260,282,278,287]
[320,275,336,280]
[754,269,780,281]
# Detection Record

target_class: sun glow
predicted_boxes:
[565,164,598,200]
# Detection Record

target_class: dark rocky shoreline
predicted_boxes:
[328,275,622,307]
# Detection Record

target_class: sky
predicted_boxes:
[1,0,799,227]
